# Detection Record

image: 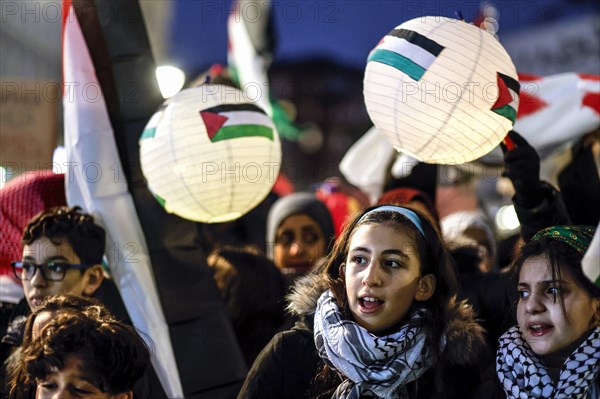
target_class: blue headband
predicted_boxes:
[358,205,425,237]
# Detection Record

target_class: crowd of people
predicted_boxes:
[0,123,598,398]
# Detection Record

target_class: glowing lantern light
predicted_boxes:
[364,16,519,164]
[139,84,281,223]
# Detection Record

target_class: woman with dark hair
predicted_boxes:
[238,204,486,399]
[476,225,600,398]
[266,193,335,283]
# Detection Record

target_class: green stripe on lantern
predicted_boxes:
[210,125,274,142]
[368,49,426,81]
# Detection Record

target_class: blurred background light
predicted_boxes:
[156,66,186,99]
[495,204,521,233]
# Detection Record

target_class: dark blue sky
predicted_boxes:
[168,0,599,74]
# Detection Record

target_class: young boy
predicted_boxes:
[15,206,106,311]
[1,206,167,398]
[2,206,105,358]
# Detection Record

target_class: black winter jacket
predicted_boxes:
[238,273,490,399]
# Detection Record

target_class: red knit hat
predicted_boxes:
[0,171,66,278]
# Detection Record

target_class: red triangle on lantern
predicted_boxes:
[200,111,229,139]
[492,74,513,109]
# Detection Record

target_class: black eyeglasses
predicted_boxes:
[11,261,91,282]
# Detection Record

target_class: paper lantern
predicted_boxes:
[364,16,519,164]
[139,84,281,223]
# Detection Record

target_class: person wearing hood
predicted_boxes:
[238,204,487,399]
[266,192,335,285]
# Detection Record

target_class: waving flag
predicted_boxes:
[227,0,301,141]
[514,72,600,158]
[341,72,600,195]
[227,0,272,115]
[63,0,246,398]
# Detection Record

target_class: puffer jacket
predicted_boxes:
[237,272,489,399]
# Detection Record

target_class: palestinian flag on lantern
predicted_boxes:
[201,103,274,142]
[367,29,445,81]
[62,0,247,397]
[491,72,520,124]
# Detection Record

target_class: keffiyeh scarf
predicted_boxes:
[497,326,600,399]
[314,290,435,399]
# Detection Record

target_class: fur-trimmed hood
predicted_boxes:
[441,296,487,366]
[286,272,328,317]
[285,272,487,366]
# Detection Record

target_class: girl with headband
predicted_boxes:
[477,225,600,399]
[238,205,486,399]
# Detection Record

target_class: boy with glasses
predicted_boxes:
[2,206,167,398]
[12,206,106,311]
[2,206,105,357]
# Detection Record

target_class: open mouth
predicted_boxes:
[528,323,553,337]
[358,296,384,313]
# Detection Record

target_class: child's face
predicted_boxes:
[35,354,128,399]
[22,237,98,310]
[274,214,325,273]
[344,223,426,333]
[517,255,599,356]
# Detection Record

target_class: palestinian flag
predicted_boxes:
[227,0,302,141]
[227,0,272,115]
[514,72,600,158]
[201,104,274,142]
[368,28,445,81]
[62,1,246,398]
[491,72,520,124]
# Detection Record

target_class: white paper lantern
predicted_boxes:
[139,84,281,223]
[364,16,519,164]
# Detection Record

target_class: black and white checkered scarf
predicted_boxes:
[497,326,600,399]
[314,290,435,399]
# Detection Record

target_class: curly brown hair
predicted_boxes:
[22,206,106,265]
[6,295,115,398]
[17,296,149,395]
